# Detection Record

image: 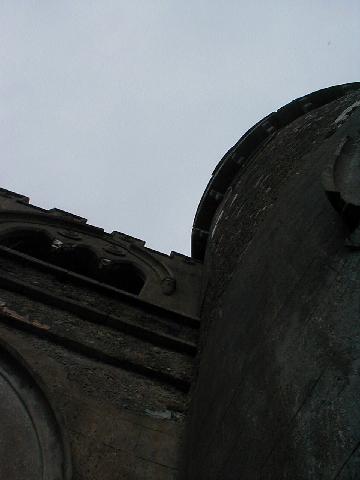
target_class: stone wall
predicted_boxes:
[0,191,202,479]
[185,87,360,479]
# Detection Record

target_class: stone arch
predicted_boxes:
[0,227,53,257]
[99,259,146,295]
[0,226,146,295]
[0,338,72,479]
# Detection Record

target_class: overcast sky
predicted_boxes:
[1,2,359,254]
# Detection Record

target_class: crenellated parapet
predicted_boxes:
[0,187,202,317]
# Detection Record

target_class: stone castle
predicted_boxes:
[0,82,359,479]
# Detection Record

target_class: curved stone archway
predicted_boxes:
[0,339,71,479]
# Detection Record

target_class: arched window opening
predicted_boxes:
[51,244,98,278]
[101,262,145,295]
[0,231,98,277]
[0,229,146,295]
[0,230,53,260]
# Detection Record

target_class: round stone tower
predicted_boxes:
[186,82,360,479]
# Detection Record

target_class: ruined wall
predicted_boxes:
[0,190,202,479]
[185,84,360,479]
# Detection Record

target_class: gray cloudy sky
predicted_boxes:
[1,1,359,254]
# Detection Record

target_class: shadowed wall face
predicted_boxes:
[0,192,202,479]
[186,90,360,479]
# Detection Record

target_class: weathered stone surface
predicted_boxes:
[185,86,360,479]
[1,82,360,479]
[0,192,200,478]
[0,339,71,479]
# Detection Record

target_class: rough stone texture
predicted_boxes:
[2,83,360,479]
[0,326,184,479]
[0,339,71,479]
[0,193,201,479]
[185,89,360,479]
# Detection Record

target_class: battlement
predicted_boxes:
[0,187,202,320]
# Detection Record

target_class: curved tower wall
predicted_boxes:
[186,84,360,479]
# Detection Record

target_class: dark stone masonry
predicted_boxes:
[1,82,360,479]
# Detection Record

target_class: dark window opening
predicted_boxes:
[0,230,145,295]
[1,230,53,260]
[52,244,98,278]
[100,262,145,295]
